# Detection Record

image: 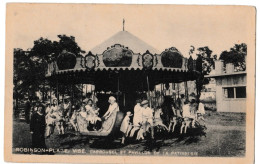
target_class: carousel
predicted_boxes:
[45,29,202,140]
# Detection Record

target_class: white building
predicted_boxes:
[205,61,246,113]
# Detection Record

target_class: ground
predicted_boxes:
[12,111,245,157]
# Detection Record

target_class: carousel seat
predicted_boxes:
[76,111,124,137]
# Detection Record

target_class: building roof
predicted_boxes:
[205,71,246,78]
[91,31,160,54]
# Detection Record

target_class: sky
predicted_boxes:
[7,4,254,58]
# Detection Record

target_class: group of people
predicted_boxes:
[71,96,119,132]
[26,93,206,147]
[169,95,206,135]
[27,95,120,148]
[119,95,206,144]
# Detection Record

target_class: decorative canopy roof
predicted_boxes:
[45,30,202,90]
[91,31,160,54]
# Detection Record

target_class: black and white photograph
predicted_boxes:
[4,3,256,163]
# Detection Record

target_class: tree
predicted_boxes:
[53,35,85,58]
[13,34,86,103]
[190,46,216,99]
[197,46,217,75]
[13,48,30,110]
[219,43,247,71]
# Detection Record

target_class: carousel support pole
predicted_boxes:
[172,83,176,102]
[162,83,165,96]
[91,84,96,105]
[146,74,154,139]
[160,83,163,103]
[177,83,180,99]
[70,83,73,109]
[123,93,125,107]
[117,74,120,103]
[62,88,64,104]
[50,82,52,105]
[184,81,189,101]
[93,85,95,102]
[81,83,84,103]
[71,83,74,105]
[43,79,45,102]
[146,75,152,107]
[56,80,59,104]
[154,87,157,108]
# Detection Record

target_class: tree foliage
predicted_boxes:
[188,46,217,99]
[13,35,85,103]
[197,46,217,75]
[219,43,247,71]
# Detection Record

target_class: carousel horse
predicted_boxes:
[154,108,168,131]
[69,109,79,132]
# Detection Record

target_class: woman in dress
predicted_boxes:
[102,96,119,120]
[30,104,46,148]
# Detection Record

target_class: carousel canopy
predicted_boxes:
[91,31,160,55]
[45,30,201,92]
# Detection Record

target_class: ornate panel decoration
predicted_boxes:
[84,51,96,70]
[142,50,154,69]
[161,47,183,68]
[102,44,133,67]
[56,50,77,70]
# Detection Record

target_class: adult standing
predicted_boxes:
[30,104,46,148]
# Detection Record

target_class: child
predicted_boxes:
[120,111,133,144]
[154,108,168,131]
[180,101,191,134]
[189,99,197,128]
[45,107,56,138]
[168,103,177,133]
[69,106,79,132]
[197,101,206,126]
[85,99,102,131]
[53,105,65,135]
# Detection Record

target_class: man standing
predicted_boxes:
[30,104,46,148]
